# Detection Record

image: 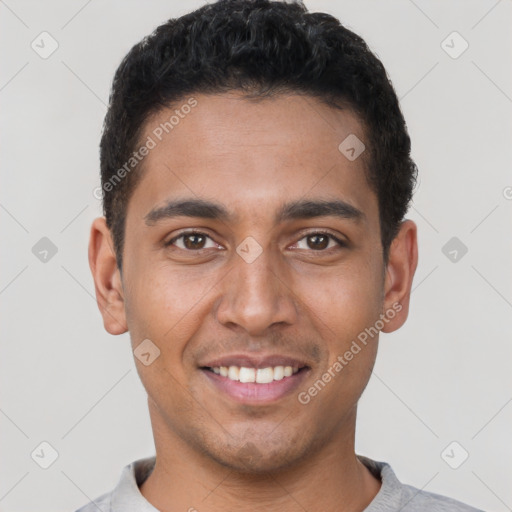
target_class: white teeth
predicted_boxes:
[239,367,256,383]
[228,366,239,381]
[256,367,274,384]
[209,364,302,382]
[273,366,284,380]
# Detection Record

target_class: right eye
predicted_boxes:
[165,231,221,251]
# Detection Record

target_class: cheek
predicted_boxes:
[123,267,217,409]
[304,261,382,321]
[295,259,383,359]
[293,269,381,419]
[124,264,220,349]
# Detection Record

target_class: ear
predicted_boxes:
[88,217,128,335]
[381,220,418,333]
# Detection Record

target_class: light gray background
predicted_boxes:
[1,1,511,511]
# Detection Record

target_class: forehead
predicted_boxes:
[128,92,377,225]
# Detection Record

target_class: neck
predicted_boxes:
[140,406,381,512]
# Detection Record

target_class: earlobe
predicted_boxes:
[88,217,128,335]
[381,220,418,333]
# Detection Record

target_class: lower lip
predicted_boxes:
[201,368,310,404]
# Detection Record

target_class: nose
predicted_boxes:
[214,244,298,336]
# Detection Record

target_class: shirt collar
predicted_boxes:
[111,456,158,511]
[109,454,402,512]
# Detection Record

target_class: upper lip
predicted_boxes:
[200,353,310,370]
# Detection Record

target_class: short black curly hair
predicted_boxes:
[100,0,417,270]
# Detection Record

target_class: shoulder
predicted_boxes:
[358,455,484,512]
[74,490,111,512]
[72,456,156,512]
[399,483,484,511]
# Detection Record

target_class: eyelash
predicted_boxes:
[165,230,346,252]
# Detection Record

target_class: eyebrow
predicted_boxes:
[144,198,365,225]
[145,199,233,224]
[276,199,364,223]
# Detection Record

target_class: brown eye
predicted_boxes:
[307,234,329,250]
[183,233,206,249]
[166,231,217,251]
[293,232,345,251]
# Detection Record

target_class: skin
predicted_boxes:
[89,92,418,512]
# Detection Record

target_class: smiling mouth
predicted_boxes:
[200,364,311,403]
[201,365,309,383]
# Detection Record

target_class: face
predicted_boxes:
[90,92,417,473]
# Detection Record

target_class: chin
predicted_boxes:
[206,435,310,476]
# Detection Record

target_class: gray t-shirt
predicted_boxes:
[75,455,483,511]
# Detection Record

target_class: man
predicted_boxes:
[80,0,482,510]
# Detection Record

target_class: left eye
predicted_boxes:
[293,233,344,251]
